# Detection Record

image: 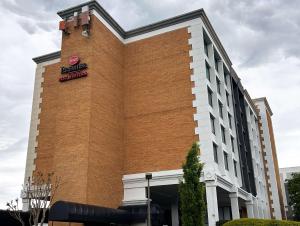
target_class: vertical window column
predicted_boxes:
[210,114,216,135]
[217,77,221,95]
[221,125,226,144]
[218,101,223,119]
[213,143,218,163]
[234,160,238,177]
[224,151,229,170]
[206,62,211,82]
[208,87,213,107]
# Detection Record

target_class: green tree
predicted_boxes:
[287,173,300,221]
[179,142,206,226]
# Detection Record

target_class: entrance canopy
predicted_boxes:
[49,201,145,225]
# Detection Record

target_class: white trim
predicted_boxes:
[23,58,60,184]
[122,169,183,206]
[256,100,282,219]
[122,169,183,189]
[124,19,201,44]
[92,10,124,42]
[92,10,202,44]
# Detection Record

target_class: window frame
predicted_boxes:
[206,62,211,81]
[234,160,238,176]
[231,136,235,152]
[204,39,209,56]
[224,74,228,86]
[213,143,218,163]
[224,151,229,170]
[208,87,213,107]
[218,100,223,119]
[216,77,221,95]
[210,114,216,135]
[228,113,232,129]
[221,125,226,144]
[215,57,219,73]
[226,91,230,107]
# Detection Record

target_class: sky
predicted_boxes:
[0,0,299,209]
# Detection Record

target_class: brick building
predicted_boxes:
[22,1,285,225]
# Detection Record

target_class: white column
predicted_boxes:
[206,181,219,226]
[246,200,254,218]
[253,198,259,218]
[258,206,263,219]
[22,198,30,211]
[171,200,179,226]
[229,192,240,219]
[123,187,147,206]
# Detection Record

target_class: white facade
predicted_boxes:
[244,98,270,218]
[22,58,60,211]
[121,16,271,226]
[255,99,282,219]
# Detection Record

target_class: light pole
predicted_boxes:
[145,173,152,226]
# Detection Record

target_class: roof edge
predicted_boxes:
[253,97,273,116]
[32,51,61,64]
[200,11,232,66]
[57,0,125,37]
[230,67,243,90]
[244,89,258,115]
[56,1,232,66]
[125,9,203,38]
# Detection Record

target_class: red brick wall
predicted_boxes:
[86,16,125,208]
[124,28,197,174]
[34,15,196,209]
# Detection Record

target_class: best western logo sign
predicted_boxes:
[60,55,88,82]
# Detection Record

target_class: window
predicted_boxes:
[224,74,228,86]
[215,57,219,72]
[208,87,213,107]
[226,92,230,107]
[204,39,209,56]
[221,125,226,144]
[218,101,223,119]
[213,143,218,163]
[231,136,235,152]
[206,63,211,81]
[250,110,253,117]
[216,77,221,95]
[224,151,229,170]
[210,114,216,134]
[228,113,232,129]
[234,160,238,176]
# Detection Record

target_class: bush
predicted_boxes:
[223,218,300,226]
[216,220,230,226]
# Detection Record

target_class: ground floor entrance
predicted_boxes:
[122,170,270,226]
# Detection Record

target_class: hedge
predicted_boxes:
[216,220,230,226]
[223,218,300,226]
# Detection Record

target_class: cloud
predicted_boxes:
[0,137,27,209]
[17,19,37,34]
[206,0,300,67]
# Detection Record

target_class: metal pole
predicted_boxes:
[147,178,151,226]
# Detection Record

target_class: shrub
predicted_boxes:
[216,220,230,226]
[179,142,205,226]
[223,218,300,226]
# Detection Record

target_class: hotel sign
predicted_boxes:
[60,55,88,82]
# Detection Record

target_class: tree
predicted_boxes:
[179,142,206,226]
[287,173,300,221]
[6,198,25,226]
[7,171,61,226]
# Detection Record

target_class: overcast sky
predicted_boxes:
[0,0,299,209]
